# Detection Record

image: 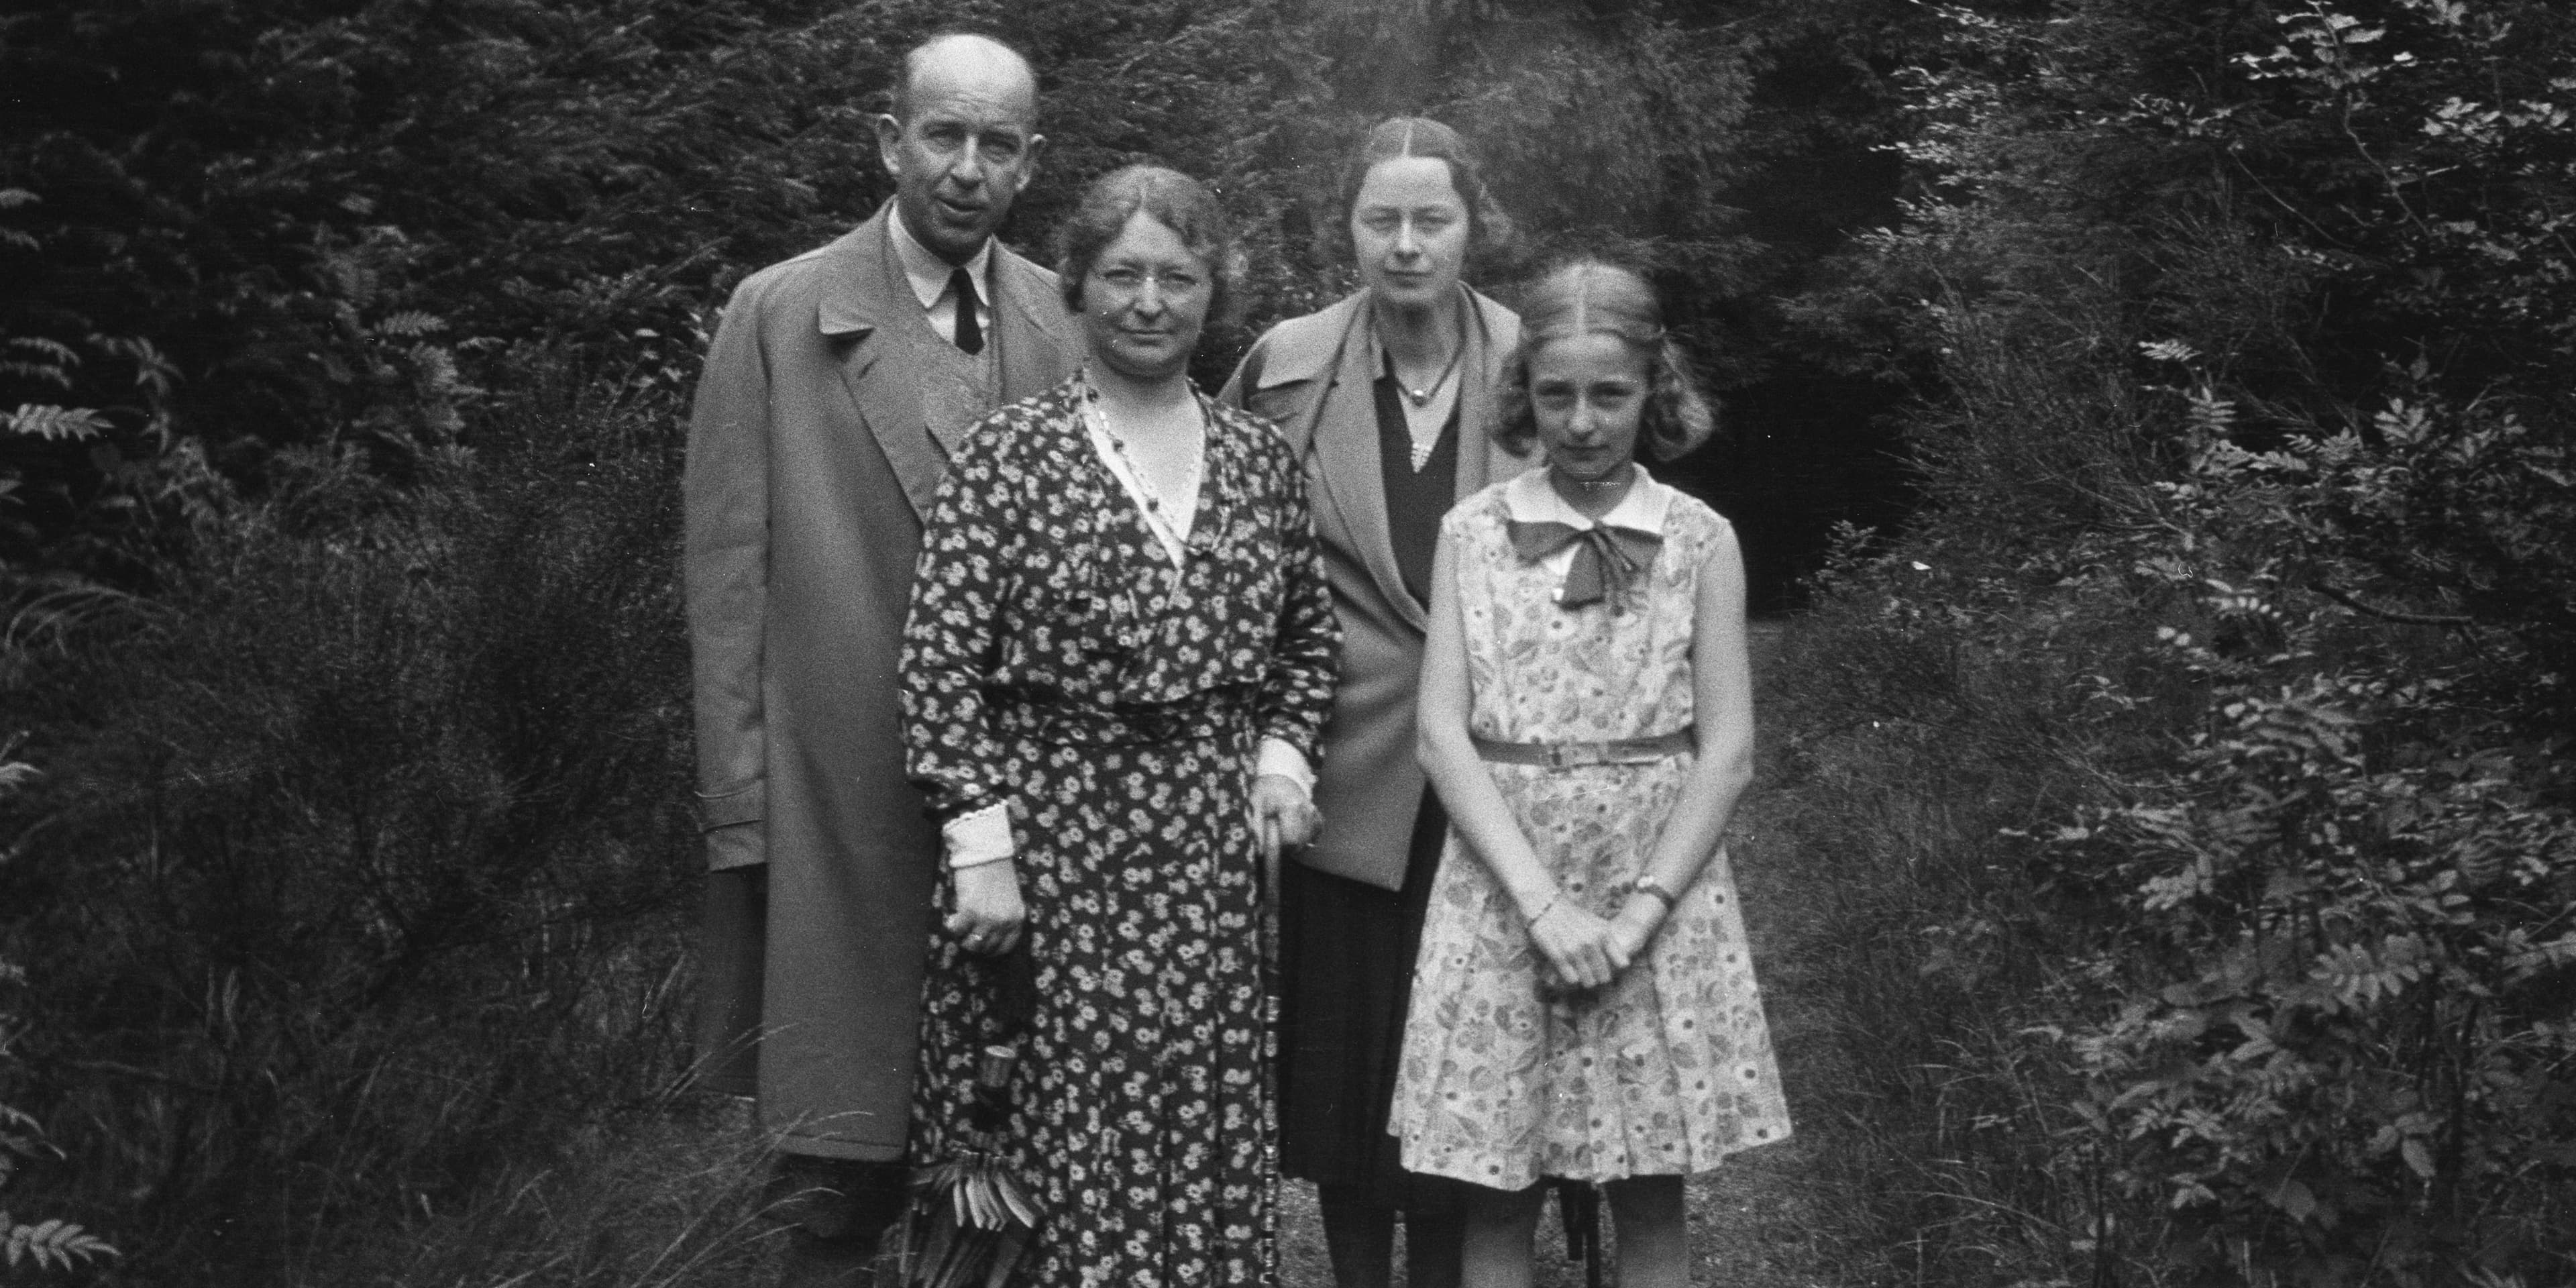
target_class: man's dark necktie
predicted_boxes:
[1507,519,1662,609]
[949,266,984,356]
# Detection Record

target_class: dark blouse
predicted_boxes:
[1371,368,1462,605]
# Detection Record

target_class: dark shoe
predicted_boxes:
[780,1228,882,1288]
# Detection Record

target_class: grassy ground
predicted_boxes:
[1677,788,1888,1288]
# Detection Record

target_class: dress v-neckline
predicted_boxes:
[1079,381,1221,570]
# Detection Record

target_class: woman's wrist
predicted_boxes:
[943,801,1016,869]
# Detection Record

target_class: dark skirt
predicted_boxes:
[1277,790,1458,1211]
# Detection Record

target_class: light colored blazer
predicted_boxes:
[683,203,1078,1160]
[1220,287,1529,891]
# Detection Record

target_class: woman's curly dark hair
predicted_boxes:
[1493,258,1718,464]
[1057,164,1246,328]
[1333,117,1519,281]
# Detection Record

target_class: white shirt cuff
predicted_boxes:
[1256,737,1314,796]
[943,802,1015,869]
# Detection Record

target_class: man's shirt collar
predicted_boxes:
[889,205,994,311]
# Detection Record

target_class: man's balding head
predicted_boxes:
[875,32,1044,264]
[891,32,1038,129]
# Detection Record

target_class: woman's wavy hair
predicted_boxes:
[1493,258,1718,463]
[1334,117,1519,280]
[1057,164,1246,328]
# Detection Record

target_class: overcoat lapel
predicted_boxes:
[813,211,945,518]
[991,255,1075,408]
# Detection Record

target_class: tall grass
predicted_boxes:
[313,1105,780,1288]
[1,360,711,1283]
[1752,572,2159,1285]
[1740,262,2204,1284]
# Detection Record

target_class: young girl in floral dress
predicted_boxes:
[1393,260,1792,1288]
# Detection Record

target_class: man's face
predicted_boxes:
[875,44,1042,265]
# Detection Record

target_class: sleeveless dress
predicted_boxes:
[1391,470,1792,1191]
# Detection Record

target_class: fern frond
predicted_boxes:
[375,310,446,337]
[2,1216,120,1271]
[3,405,110,440]
[86,335,178,400]
[0,361,74,388]
[5,337,78,364]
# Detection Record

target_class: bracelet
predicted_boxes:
[1523,888,1563,927]
[1630,874,1680,913]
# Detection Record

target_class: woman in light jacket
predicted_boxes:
[1219,116,1527,1288]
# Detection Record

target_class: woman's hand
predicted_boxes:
[1525,895,1630,993]
[1250,773,1321,877]
[945,860,1026,957]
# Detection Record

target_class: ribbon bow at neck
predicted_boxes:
[1507,519,1662,609]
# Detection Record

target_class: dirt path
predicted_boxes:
[1273,802,1870,1287]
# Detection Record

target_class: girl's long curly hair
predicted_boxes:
[1494,258,1717,462]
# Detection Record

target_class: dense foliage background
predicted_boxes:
[5,0,2573,1284]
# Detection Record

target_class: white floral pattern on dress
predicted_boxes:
[900,377,1339,1288]
[1391,476,1792,1190]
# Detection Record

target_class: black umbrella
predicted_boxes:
[897,947,1044,1288]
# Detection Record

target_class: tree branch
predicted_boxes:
[2308,581,2475,626]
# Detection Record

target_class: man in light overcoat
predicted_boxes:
[682,32,1077,1286]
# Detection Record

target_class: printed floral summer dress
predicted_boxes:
[1391,469,1791,1191]
[899,376,1339,1287]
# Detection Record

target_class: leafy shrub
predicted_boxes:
[1758,3,2576,1282]
[2039,372,2576,1285]
[0,360,699,1282]
[1,749,119,1277]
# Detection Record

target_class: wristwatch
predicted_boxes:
[1630,873,1680,912]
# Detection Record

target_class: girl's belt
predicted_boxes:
[1470,727,1694,768]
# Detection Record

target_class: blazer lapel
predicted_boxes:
[1307,299,1430,633]
[1454,287,1532,498]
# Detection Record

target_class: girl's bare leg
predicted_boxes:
[1459,1181,1548,1288]
[1403,1203,1465,1288]
[1604,1176,1688,1288]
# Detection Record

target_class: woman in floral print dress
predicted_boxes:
[898,166,1338,1288]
